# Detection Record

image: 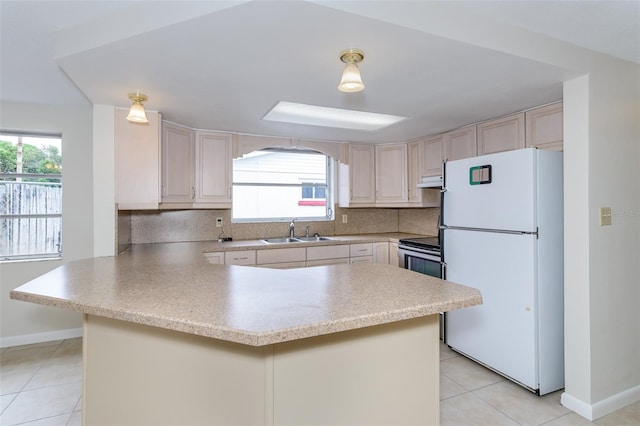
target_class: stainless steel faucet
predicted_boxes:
[305,224,310,238]
[289,219,297,238]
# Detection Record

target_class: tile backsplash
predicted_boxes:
[125,206,439,245]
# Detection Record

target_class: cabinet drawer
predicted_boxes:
[258,261,306,269]
[257,247,306,265]
[350,243,373,257]
[306,245,350,261]
[306,258,350,267]
[350,256,373,264]
[224,250,256,266]
[204,252,224,264]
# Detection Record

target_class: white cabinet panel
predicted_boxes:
[306,258,350,267]
[195,132,232,206]
[525,103,563,151]
[375,144,408,205]
[115,109,161,210]
[445,126,477,161]
[350,243,373,257]
[350,256,373,264]
[477,113,525,155]
[162,122,194,203]
[306,245,350,261]
[204,252,224,265]
[373,242,389,264]
[421,134,444,178]
[225,250,256,266]
[338,144,375,207]
[257,247,306,265]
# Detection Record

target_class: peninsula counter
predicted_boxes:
[11,242,481,425]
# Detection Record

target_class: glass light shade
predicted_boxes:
[126,103,148,123]
[338,63,365,93]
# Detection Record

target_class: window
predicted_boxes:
[232,148,332,221]
[0,132,62,261]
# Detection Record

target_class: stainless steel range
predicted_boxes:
[397,236,442,279]
[398,236,444,339]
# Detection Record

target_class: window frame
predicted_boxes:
[231,148,335,223]
[0,131,63,262]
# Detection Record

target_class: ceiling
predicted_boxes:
[1,1,638,144]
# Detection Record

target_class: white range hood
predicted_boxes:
[417,176,443,188]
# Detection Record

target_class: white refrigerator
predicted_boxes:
[442,148,564,395]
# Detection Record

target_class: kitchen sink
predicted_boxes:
[294,236,334,242]
[261,237,334,244]
[261,238,302,244]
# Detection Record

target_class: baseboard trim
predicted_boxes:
[562,385,640,421]
[0,328,83,348]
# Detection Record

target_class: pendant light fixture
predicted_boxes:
[126,92,149,123]
[338,48,365,93]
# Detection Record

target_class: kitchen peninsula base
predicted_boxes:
[83,313,439,425]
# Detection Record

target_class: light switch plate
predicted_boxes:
[599,207,612,226]
[342,214,348,224]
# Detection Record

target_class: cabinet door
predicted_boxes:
[525,103,563,151]
[195,132,232,207]
[349,144,376,205]
[257,247,306,265]
[477,112,525,155]
[407,141,422,204]
[389,242,399,267]
[306,245,350,261]
[350,243,373,257]
[421,134,444,178]
[162,122,194,203]
[445,127,477,161]
[373,242,389,264]
[224,250,256,266]
[204,252,224,264]
[375,144,408,204]
[306,258,350,267]
[115,109,161,209]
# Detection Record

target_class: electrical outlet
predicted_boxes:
[599,207,612,226]
[216,217,223,228]
[342,214,348,224]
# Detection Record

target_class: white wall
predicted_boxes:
[0,101,93,346]
[318,2,640,419]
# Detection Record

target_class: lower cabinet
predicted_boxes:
[204,252,224,265]
[306,245,350,267]
[306,258,350,267]
[389,242,399,267]
[257,248,306,269]
[206,241,397,269]
[373,242,389,264]
[225,250,256,266]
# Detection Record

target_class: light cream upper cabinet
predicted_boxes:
[421,134,444,178]
[161,122,194,204]
[115,109,161,210]
[194,131,232,208]
[477,112,525,156]
[338,144,376,207]
[408,141,439,207]
[445,126,477,161]
[525,102,563,151]
[375,143,408,205]
[161,123,232,209]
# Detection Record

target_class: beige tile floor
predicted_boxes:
[1,338,638,425]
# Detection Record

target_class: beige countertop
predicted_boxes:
[201,232,428,252]
[11,241,481,347]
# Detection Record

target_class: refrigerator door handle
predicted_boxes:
[443,225,538,237]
